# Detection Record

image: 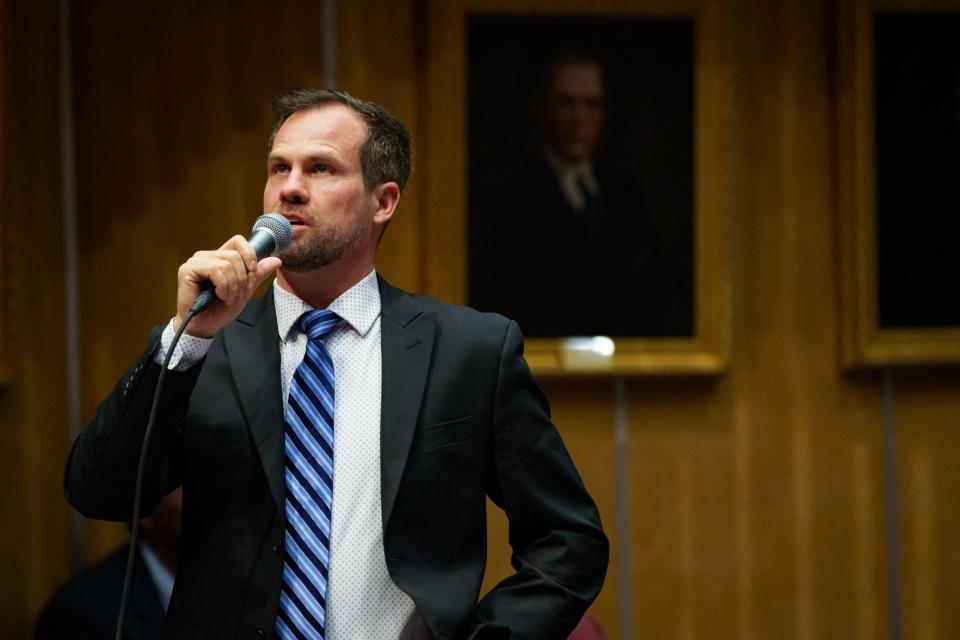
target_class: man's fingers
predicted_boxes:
[175,236,274,338]
[212,265,241,305]
[220,235,259,271]
[186,250,252,304]
[225,252,249,299]
[210,249,249,292]
[247,257,282,292]
[187,253,280,303]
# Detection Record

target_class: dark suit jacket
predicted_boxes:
[35,546,165,640]
[470,152,692,337]
[65,277,608,640]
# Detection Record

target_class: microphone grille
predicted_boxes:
[252,213,294,254]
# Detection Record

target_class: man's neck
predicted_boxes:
[276,259,376,309]
[542,145,593,175]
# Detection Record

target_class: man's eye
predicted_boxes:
[271,163,290,174]
[313,164,330,173]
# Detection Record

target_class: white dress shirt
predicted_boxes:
[543,145,601,214]
[158,270,429,639]
[139,542,175,613]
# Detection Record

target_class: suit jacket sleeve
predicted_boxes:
[466,320,609,639]
[64,328,202,521]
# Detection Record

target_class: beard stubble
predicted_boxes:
[277,217,366,272]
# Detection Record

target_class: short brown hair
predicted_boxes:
[269,88,413,192]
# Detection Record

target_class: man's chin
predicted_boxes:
[276,231,363,273]
[556,145,593,163]
[278,258,331,273]
[277,247,322,272]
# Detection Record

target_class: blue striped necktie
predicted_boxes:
[276,309,341,640]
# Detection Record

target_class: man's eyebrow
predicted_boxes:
[267,150,342,163]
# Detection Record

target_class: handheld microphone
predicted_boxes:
[190,213,293,314]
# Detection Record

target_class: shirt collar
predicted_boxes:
[273,269,381,341]
[543,145,598,191]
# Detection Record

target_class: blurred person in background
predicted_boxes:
[35,489,182,640]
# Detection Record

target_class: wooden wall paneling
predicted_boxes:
[0,1,72,635]
[338,0,424,293]
[70,0,329,562]
[421,0,468,307]
[896,369,960,640]
[721,0,892,639]
[628,377,733,639]
[731,0,825,635]
[0,0,8,383]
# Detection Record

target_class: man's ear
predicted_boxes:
[372,181,401,227]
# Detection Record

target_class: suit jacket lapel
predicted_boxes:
[220,279,434,523]
[223,289,286,511]
[378,276,435,529]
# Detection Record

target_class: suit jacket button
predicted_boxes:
[250,627,265,640]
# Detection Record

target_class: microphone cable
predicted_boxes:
[110,213,290,639]
[114,305,200,640]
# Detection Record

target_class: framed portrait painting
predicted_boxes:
[421,0,729,375]
[838,0,960,367]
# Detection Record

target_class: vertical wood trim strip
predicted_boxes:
[882,369,902,640]
[323,0,338,88]
[56,0,84,573]
[613,378,633,639]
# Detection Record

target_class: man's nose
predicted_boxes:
[280,169,309,204]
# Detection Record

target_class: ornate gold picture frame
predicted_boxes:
[421,0,729,375]
[838,0,960,367]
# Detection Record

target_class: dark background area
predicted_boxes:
[875,14,960,329]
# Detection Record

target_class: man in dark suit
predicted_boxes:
[470,51,683,337]
[65,89,607,639]
[35,490,181,639]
